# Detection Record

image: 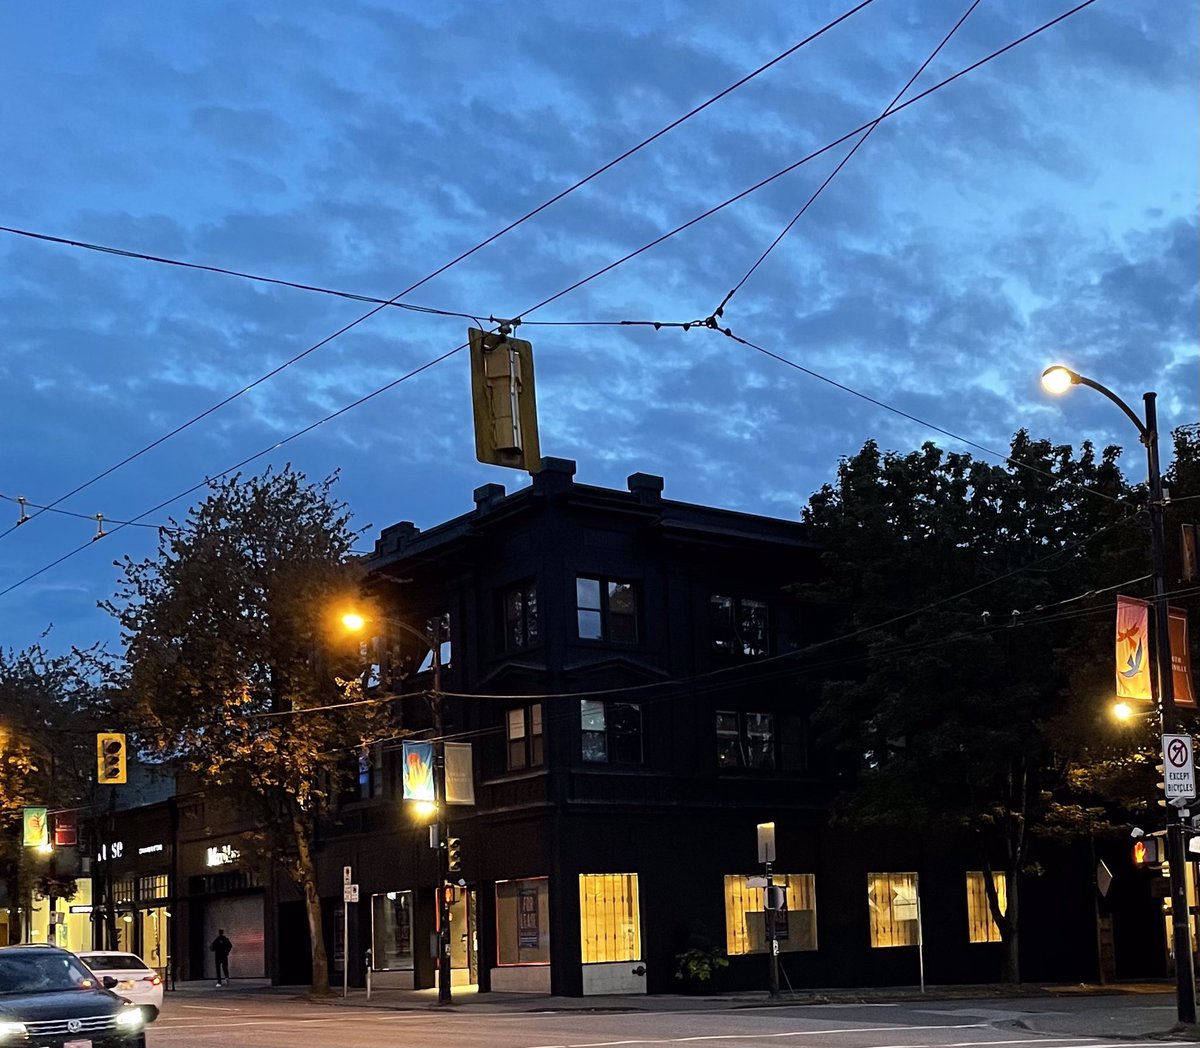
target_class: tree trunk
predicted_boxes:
[1000,874,1020,983]
[290,805,330,996]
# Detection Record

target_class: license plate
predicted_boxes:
[65,1040,92,1048]
[118,979,135,989]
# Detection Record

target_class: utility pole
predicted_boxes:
[430,616,452,1006]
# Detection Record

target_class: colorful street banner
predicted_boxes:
[445,742,475,805]
[401,740,434,802]
[22,806,48,848]
[1116,595,1152,701]
[1169,607,1196,707]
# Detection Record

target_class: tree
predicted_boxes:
[106,466,385,995]
[800,432,1142,982]
[0,643,113,943]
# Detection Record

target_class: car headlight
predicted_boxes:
[0,1021,27,1040]
[115,1008,144,1029]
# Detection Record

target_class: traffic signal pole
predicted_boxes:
[430,618,452,1006]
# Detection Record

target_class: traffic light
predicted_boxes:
[1132,837,1165,867]
[468,328,541,473]
[446,837,462,873]
[96,733,127,785]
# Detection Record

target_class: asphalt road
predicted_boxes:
[143,993,1187,1048]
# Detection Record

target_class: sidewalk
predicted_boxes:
[167,979,1200,1040]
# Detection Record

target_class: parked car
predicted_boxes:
[0,943,146,1046]
[75,953,163,1021]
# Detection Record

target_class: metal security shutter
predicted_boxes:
[203,894,265,979]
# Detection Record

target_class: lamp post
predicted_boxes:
[342,611,452,1005]
[1041,364,1196,1025]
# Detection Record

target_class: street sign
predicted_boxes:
[1096,860,1113,897]
[1162,734,1196,799]
[756,822,776,863]
[343,865,353,885]
[343,883,359,903]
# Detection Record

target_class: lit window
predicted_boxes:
[576,577,639,643]
[966,871,1006,943]
[506,704,544,770]
[711,595,769,656]
[579,873,641,963]
[724,873,817,955]
[503,581,539,650]
[715,711,775,770]
[358,743,383,800]
[867,872,919,948]
[496,877,550,965]
[581,700,642,764]
[370,891,413,970]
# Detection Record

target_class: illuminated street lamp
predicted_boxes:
[1041,363,1196,1024]
[341,610,452,1006]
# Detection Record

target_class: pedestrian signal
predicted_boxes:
[1132,837,1164,867]
[96,733,127,784]
[441,884,457,907]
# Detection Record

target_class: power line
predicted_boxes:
[0,0,1105,598]
[0,2,877,542]
[0,492,170,532]
[711,0,981,320]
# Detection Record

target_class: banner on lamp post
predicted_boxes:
[53,810,78,847]
[401,741,435,802]
[22,807,48,848]
[1115,595,1152,701]
[1169,607,1196,707]
[444,742,475,805]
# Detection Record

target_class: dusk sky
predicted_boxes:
[1,0,1195,657]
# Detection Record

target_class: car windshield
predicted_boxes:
[79,954,150,972]
[0,952,95,994]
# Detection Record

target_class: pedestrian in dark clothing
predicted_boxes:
[211,930,233,986]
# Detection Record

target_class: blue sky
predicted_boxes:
[0,0,1195,656]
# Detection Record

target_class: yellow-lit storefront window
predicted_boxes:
[965,871,1006,944]
[28,879,94,952]
[579,874,640,963]
[724,873,817,955]
[867,872,919,948]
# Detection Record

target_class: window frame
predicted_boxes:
[580,699,643,765]
[711,594,770,656]
[502,579,539,651]
[506,703,544,771]
[715,710,776,771]
[575,576,640,644]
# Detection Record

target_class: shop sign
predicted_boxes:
[206,844,239,867]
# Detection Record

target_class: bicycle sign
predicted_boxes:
[1162,734,1196,799]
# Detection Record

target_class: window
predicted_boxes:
[370,891,413,970]
[724,873,817,955]
[503,580,539,650]
[711,595,769,656]
[966,871,1006,943]
[496,877,550,965]
[867,872,919,948]
[715,711,775,770]
[581,700,642,764]
[358,743,383,800]
[579,873,641,963]
[506,704,544,770]
[576,577,639,643]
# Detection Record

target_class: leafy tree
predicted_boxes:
[800,432,1143,982]
[0,643,113,942]
[105,466,385,995]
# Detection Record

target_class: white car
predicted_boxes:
[76,951,164,1020]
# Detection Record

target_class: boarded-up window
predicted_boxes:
[966,871,1006,943]
[579,873,640,963]
[724,873,817,955]
[867,872,919,948]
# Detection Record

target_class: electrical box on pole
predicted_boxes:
[469,327,542,473]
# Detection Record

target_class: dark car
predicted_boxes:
[0,945,145,1047]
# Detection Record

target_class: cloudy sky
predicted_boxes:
[0,0,1195,656]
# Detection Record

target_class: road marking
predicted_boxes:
[521,1023,992,1046]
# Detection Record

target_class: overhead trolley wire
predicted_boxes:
[710,0,981,320]
[0,0,1106,600]
[0,1,877,543]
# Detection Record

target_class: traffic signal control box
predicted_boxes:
[96,732,127,785]
[469,328,541,473]
[1132,837,1165,867]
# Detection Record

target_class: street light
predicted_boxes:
[1041,363,1196,1025]
[341,610,453,1006]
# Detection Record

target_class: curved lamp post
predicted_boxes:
[1042,364,1196,1024]
[342,611,452,1006]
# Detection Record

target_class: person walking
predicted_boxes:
[210,929,233,986]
